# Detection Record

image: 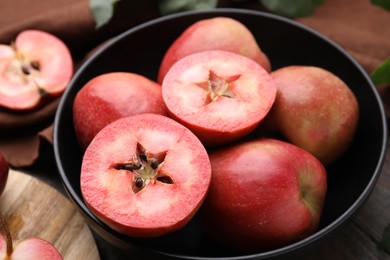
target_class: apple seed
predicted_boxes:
[134,176,144,188]
[30,60,40,71]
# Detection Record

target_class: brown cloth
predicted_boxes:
[0,0,389,168]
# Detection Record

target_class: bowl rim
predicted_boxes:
[53,7,388,259]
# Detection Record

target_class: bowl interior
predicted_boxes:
[54,9,387,259]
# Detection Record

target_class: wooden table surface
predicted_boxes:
[24,136,390,260]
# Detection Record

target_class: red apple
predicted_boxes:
[73,72,168,150]
[0,30,73,111]
[80,113,211,238]
[157,16,271,84]
[0,152,8,196]
[265,65,359,166]
[200,138,327,253]
[0,215,62,259]
[162,50,276,146]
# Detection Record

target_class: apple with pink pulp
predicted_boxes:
[265,65,359,166]
[0,152,8,196]
[0,30,73,111]
[80,114,211,238]
[200,138,327,253]
[0,215,62,259]
[73,72,167,150]
[158,16,271,84]
[162,50,276,147]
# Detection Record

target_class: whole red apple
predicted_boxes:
[0,30,73,111]
[0,152,9,196]
[80,114,211,238]
[265,65,359,166]
[200,138,327,253]
[0,215,62,259]
[162,50,276,146]
[157,16,271,84]
[73,72,168,150]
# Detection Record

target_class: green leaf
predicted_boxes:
[260,0,324,18]
[371,57,390,85]
[89,0,121,29]
[371,0,390,12]
[158,0,218,16]
[379,224,390,254]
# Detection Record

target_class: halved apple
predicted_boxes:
[80,114,211,238]
[162,50,276,146]
[0,30,73,111]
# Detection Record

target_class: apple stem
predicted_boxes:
[0,214,13,258]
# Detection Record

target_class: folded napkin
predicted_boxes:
[0,0,389,168]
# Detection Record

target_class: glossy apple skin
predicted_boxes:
[162,50,276,147]
[0,236,62,260]
[81,114,211,238]
[73,72,168,150]
[0,152,8,196]
[200,138,327,253]
[0,30,73,111]
[158,16,271,84]
[266,65,359,166]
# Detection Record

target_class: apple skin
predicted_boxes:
[200,138,327,253]
[0,30,73,111]
[0,237,63,260]
[80,114,211,238]
[157,16,271,84]
[73,72,168,150]
[162,50,276,147]
[0,152,8,196]
[264,65,359,166]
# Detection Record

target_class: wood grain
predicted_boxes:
[0,170,100,260]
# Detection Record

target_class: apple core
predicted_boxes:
[113,142,170,193]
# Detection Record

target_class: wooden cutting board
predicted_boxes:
[0,169,100,260]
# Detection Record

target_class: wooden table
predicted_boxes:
[23,136,390,260]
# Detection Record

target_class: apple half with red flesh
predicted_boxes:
[73,72,167,150]
[200,138,327,253]
[0,30,73,111]
[80,114,212,238]
[266,65,359,166]
[0,215,62,259]
[0,152,9,196]
[162,50,276,146]
[158,17,271,84]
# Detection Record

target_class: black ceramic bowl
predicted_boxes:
[54,8,387,259]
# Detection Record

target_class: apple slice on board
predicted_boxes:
[0,215,62,260]
[0,30,73,111]
[162,50,276,146]
[200,138,327,253]
[80,114,211,238]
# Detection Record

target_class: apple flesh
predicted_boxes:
[0,152,8,196]
[162,50,276,146]
[157,16,271,84]
[80,114,211,238]
[73,72,168,150]
[200,138,327,253]
[0,215,62,260]
[0,30,73,111]
[265,65,359,166]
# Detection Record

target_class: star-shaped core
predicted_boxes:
[196,70,241,104]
